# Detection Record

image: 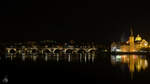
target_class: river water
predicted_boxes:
[0,53,150,83]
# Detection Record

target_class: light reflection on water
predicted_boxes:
[3,52,150,80]
[5,53,96,63]
[111,54,149,79]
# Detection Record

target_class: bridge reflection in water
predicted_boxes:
[5,53,96,63]
[111,54,149,79]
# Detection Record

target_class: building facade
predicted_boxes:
[111,28,149,52]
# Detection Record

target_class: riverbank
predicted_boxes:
[98,51,150,55]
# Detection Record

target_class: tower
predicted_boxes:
[129,26,135,52]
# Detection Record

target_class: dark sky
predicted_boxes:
[0,1,150,41]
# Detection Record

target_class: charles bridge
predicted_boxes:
[6,45,97,55]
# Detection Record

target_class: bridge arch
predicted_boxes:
[43,49,51,53]
[54,49,62,53]
[10,48,16,53]
[66,49,74,53]
[31,48,38,53]
[89,50,96,53]
[77,49,86,53]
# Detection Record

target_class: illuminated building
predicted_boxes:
[129,28,135,52]
[140,39,148,48]
[135,34,142,41]
[111,42,117,52]
[111,27,149,52]
[120,43,129,52]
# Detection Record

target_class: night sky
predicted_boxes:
[0,1,150,41]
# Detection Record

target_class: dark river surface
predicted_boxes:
[1,52,150,83]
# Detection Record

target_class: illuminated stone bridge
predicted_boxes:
[6,47,97,55]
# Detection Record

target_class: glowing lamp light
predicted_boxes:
[144,43,148,46]
[116,49,121,52]
[126,41,129,44]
